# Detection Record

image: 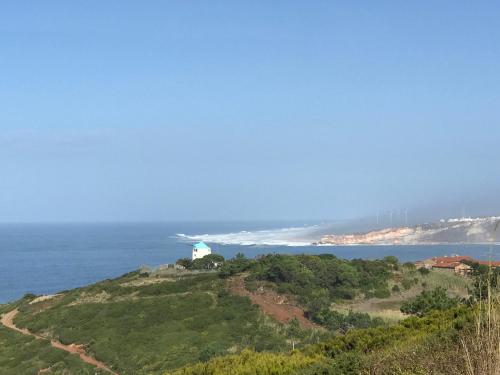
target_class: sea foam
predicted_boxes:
[176,225,324,246]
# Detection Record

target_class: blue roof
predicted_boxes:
[193,241,210,249]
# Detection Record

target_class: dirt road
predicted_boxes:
[1,308,118,375]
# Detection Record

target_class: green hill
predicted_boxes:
[1,269,325,374]
[1,254,498,375]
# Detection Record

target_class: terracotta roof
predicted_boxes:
[419,255,500,269]
[433,262,461,269]
[433,255,472,264]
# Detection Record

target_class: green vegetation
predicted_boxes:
[245,254,392,300]
[220,253,393,330]
[311,309,383,332]
[176,254,225,270]
[2,253,495,375]
[0,323,103,375]
[418,266,430,275]
[167,306,476,375]
[401,287,460,316]
[166,256,498,375]
[9,271,319,374]
[465,260,500,300]
[169,349,322,375]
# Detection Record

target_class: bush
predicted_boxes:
[401,278,414,290]
[401,287,459,317]
[403,262,416,270]
[383,256,399,270]
[248,254,393,315]
[176,258,193,269]
[418,267,430,276]
[191,254,225,270]
[218,253,252,278]
[310,309,383,332]
[392,285,400,293]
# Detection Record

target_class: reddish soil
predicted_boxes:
[227,276,320,329]
[1,309,118,375]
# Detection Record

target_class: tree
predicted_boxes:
[403,262,416,270]
[466,262,500,300]
[383,256,399,270]
[219,253,252,278]
[191,254,225,270]
[176,258,192,269]
[417,267,430,276]
[400,287,459,316]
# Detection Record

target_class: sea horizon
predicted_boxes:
[1,221,499,304]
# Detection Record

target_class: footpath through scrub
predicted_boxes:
[1,308,119,375]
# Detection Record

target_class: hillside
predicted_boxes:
[167,307,473,375]
[319,216,500,245]
[0,253,498,375]
[0,269,326,375]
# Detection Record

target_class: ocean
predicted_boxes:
[0,221,498,303]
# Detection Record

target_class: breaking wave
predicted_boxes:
[176,224,327,246]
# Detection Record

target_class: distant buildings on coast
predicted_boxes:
[415,254,500,276]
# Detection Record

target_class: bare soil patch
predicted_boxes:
[227,275,319,329]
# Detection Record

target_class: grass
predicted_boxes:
[460,282,500,374]
[332,268,472,323]
[10,271,304,374]
[417,269,471,297]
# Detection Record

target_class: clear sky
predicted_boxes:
[1,1,500,223]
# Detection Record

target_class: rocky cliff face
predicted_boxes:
[318,217,500,245]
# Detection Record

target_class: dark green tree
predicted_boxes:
[400,287,459,316]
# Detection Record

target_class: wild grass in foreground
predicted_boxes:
[460,276,500,374]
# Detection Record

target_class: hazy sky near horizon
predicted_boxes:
[1,1,500,223]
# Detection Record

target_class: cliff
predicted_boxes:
[318,216,500,245]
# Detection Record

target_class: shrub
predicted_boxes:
[418,267,430,276]
[310,309,383,332]
[401,287,459,317]
[401,278,414,290]
[176,258,193,269]
[403,262,416,270]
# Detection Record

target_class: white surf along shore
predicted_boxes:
[176,224,326,246]
[177,216,500,247]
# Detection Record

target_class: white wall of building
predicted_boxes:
[192,247,211,260]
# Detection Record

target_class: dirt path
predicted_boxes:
[1,309,118,375]
[227,276,320,329]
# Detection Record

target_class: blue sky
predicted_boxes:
[1,1,500,222]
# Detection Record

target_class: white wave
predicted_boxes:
[176,225,324,246]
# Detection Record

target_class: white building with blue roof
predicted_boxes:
[192,241,211,260]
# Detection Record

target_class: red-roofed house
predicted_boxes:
[415,255,499,276]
